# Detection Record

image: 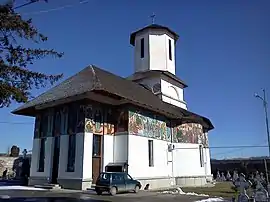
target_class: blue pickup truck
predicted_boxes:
[95,172,142,196]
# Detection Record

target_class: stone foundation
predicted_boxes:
[136,176,175,190]
[136,175,213,190]
[28,175,213,190]
[57,178,92,190]
[28,176,49,186]
[175,175,208,187]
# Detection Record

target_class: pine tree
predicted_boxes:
[0,1,63,108]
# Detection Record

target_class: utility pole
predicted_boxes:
[255,89,270,190]
[255,89,270,156]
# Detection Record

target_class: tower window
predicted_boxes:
[169,39,172,61]
[140,38,144,58]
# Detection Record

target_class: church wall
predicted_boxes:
[127,107,211,186]
[58,133,84,179]
[172,143,205,177]
[160,79,187,109]
[82,132,93,180]
[128,135,172,179]
[30,138,52,178]
[103,134,114,170]
[114,134,128,163]
[128,109,172,180]
[134,31,150,73]
[148,30,176,75]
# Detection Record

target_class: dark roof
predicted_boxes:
[130,24,179,46]
[127,70,188,88]
[12,65,213,131]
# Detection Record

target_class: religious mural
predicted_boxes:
[128,111,171,141]
[115,109,128,133]
[128,110,209,146]
[83,104,119,135]
[172,123,208,146]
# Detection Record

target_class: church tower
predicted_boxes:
[130,24,178,75]
[128,23,188,109]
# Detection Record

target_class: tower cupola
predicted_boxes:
[130,24,179,75]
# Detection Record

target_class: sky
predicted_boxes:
[0,0,269,159]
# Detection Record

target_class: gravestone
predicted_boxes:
[234,173,251,202]
[226,171,232,181]
[260,173,266,183]
[233,170,239,182]
[216,171,221,181]
[250,173,254,181]
[254,180,268,202]
[221,172,226,181]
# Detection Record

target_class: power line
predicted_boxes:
[22,0,89,16]
[0,121,33,125]
[14,1,38,10]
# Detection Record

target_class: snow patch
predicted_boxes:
[160,187,209,197]
[195,197,226,202]
[0,186,45,190]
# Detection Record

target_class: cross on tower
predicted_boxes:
[150,13,156,24]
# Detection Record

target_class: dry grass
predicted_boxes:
[182,182,253,199]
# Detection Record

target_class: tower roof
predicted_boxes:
[130,24,179,46]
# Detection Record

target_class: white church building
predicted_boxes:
[13,23,214,190]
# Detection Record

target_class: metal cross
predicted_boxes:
[150,13,156,24]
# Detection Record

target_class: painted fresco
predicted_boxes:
[173,123,208,146]
[104,108,115,134]
[128,111,170,141]
[83,104,116,135]
[115,109,128,133]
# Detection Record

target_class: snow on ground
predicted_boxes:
[194,197,227,202]
[0,186,45,190]
[160,187,209,197]
[160,187,229,202]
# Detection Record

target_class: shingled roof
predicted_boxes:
[127,70,188,88]
[130,24,179,46]
[12,65,214,131]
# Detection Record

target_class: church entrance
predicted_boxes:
[92,134,103,184]
[51,136,60,184]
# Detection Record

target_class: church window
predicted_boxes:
[67,134,76,172]
[199,145,204,167]
[68,105,78,134]
[168,39,172,61]
[40,113,48,137]
[38,138,46,172]
[140,38,144,58]
[148,140,154,167]
[60,107,68,135]
[93,134,102,157]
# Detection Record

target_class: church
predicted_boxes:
[12,23,214,190]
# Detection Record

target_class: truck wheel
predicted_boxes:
[96,189,102,195]
[134,185,140,193]
[109,186,117,196]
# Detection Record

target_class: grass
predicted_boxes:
[182,182,253,199]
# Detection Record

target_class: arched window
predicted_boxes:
[167,86,179,100]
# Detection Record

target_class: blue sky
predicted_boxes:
[0,0,269,159]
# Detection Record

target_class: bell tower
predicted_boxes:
[130,23,179,75]
[129,22,187,110]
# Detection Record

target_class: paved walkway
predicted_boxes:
[0,188,210,202]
